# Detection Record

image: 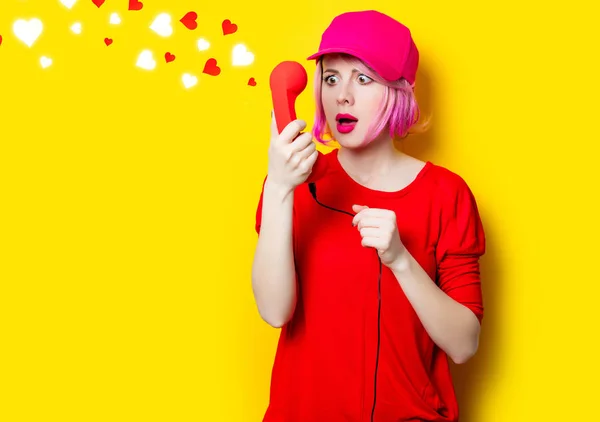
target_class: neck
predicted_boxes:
[337,138,404,182]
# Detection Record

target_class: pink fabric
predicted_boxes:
[307,10,419,85]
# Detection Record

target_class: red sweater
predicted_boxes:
[254,149,485,422]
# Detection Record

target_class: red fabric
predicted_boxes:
[254,149,485,422]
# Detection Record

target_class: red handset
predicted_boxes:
[269,61,328,183]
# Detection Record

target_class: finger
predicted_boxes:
[288,142,316,168]
[361,237,387,251]
[359,227,381,239]
[278,119,307,145]
[355,217,383,230]
[289,131,314,153]
[355,209,396,225]
[299,149,319,174]
[295,140,316,161]
[307,149,319,166]
[269,110,279,139]
[352,204,369,213]
[285,134,314,165]
[354,207,394,217]
[352,211,385,227]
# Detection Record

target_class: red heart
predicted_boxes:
[203,58,221,76]
[165,52,175,63]
[222,19,238,35]
[180,12,198,30]
[104,37,113,46]
[0,35,3,46]
[92,0,105,7]
[248,77,257,86]
[128,0,143,10]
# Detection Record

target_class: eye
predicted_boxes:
[357,74,373,84]
[323,74,338,84]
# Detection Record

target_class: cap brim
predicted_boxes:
[306,47,368,62]
[306,47,403,82]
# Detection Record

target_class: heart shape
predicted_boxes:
[180,12,198,30]
[92,0,105,8]
[12,18,43,48]
[232,43,254,66]
[165,52,175,63]
[104,37,113,46]
[182,73,198,89]
[60,0,77,9]
[128,0,143,10]
[40,56,52,68]
[248,77,257,86]
[136,50,156,71]
[70,22,82,35]
[222,19,238,35]
[0,35,3,47]
[150,13,172,37]
[203,58,221,76]
[109,13,121,25]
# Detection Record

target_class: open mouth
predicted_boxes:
[336,113,358,124]
[336,113,358,133]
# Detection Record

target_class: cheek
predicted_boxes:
[321,91,337,117]
[321,88,335,106]
[361,92,385,121]
[366,90,385,107]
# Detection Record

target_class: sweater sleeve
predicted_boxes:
[435,175,486,324]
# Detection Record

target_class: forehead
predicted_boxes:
[322,54,355,69]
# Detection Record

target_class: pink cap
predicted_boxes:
[307,10,419,85]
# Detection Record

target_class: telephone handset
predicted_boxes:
[269,61,328,184]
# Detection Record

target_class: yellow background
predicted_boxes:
[1,0,598,421]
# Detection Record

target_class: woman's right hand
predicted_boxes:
[267,111,319,192]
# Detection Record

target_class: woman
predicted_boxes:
[252,10,486,422]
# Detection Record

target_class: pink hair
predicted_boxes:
[311,53,429,146]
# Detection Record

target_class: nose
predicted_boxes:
[336,81,354,106]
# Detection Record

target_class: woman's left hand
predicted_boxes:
[352,205,408,269]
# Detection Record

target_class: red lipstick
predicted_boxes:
[336,113,358,134]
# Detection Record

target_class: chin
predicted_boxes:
[333,131,369,149]
[328,117,373,149]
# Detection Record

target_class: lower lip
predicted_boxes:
[337,122,357,133]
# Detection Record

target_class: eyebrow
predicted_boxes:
[323,68,361,74]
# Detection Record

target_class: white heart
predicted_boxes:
[182,73,198,89]
[197,38,210,51]
[40,56,52,68]
[70,22,82,35]
[136,50,156,71]
[150,13,172,37]
[232,44,254,66]
[13,18,43,48]
[59,0,77,9]
[109,13,121,25]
